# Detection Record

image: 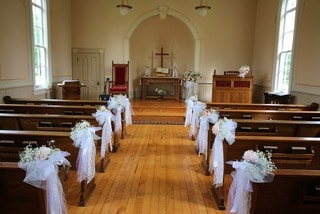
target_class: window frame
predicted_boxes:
[272,0,298,94]
[30,0,51,94]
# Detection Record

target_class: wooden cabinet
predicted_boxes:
[141,77,181,100]
[211,73,253,103]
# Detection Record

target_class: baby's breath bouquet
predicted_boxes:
[182,70,201,82]
[242,150,276,182]
[19,140,60,164]
[18,140,71,214]
[70,120,92,145]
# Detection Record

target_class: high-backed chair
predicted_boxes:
[109,61,129,97]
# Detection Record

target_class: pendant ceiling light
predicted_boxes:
[195,0,211,17]
[116,0,132,16]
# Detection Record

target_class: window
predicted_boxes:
[31,0,50,91]
[273,0,297,93]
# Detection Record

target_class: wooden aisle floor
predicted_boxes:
[66,124,228,214]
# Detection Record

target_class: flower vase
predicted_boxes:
[184,80,196,99]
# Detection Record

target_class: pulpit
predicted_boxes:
[58,80,86,100]
[212,71,253,103]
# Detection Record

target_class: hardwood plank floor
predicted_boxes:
[66,124,226,213]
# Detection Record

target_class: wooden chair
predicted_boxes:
[108,61,129,97]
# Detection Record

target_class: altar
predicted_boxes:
[141,77,181,100]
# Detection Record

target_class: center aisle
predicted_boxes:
[66,124,227,214]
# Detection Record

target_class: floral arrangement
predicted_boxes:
[182,70,201,82]
[155,88,166,96]
[226,150,276,213]
[19,140,60,163]
[212,117,237,142]
[18,140,70,214]
[96,105,108,112]
[238,65,250,78]
[242,150,276,182]
[70,120,92,143]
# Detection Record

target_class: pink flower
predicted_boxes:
[243,150,259,163]
[212,123,220,135]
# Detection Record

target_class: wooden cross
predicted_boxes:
[155,47,169,68]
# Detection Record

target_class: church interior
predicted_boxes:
[1,0,320,214]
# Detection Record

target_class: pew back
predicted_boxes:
[206,102,319,111]
[0,162,46,214]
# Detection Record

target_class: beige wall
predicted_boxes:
[0,0,320,104]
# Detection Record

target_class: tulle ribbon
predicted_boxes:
[209,118,237,187]
[184,96,198,127]
[108,95,132,133]
[189,101,206,138]
[92,108,113,158]
[226,161,274,214]
[18,151,71,214]
[72,126,101,183]
[195,110,219,159]
[184,80,195,99]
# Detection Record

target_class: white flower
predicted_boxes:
[155,88,166,96]
[243,150,259,163]
[35,146,51,160]
[238,65,250,78]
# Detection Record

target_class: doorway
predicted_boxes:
[72,48,105,100]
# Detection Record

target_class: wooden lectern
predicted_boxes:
[212,71,253,103]
[58,80,85,100]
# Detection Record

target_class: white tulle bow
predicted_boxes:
[196,110,220,159]
[18,150,71,214]
[189,101,206,138]
[209,118,237,187]
[92,107,113,158]
[184,96,198,127]
[72,126,101,183]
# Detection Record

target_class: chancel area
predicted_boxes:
[1,0,320,214]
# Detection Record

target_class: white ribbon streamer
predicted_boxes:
[196,110,219,159]
[209,118,237,187]
[18,150,71,214]
[71,126,101,183]
[92,107,113,158]
[227,161,253,214]
[184,96,198,127]
[189,101,206,138]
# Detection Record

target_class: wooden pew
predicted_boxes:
[0,162,46,214]
[3,96,108,106]
[0,113,120,153]
[0,161,70,213]
[206,102,319,111]
[234,119,320,137]
[0,130,97,206]
[250,169,320,214]
[0,103,127,141]
[214,109,320,121]
[207,136,320,210]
